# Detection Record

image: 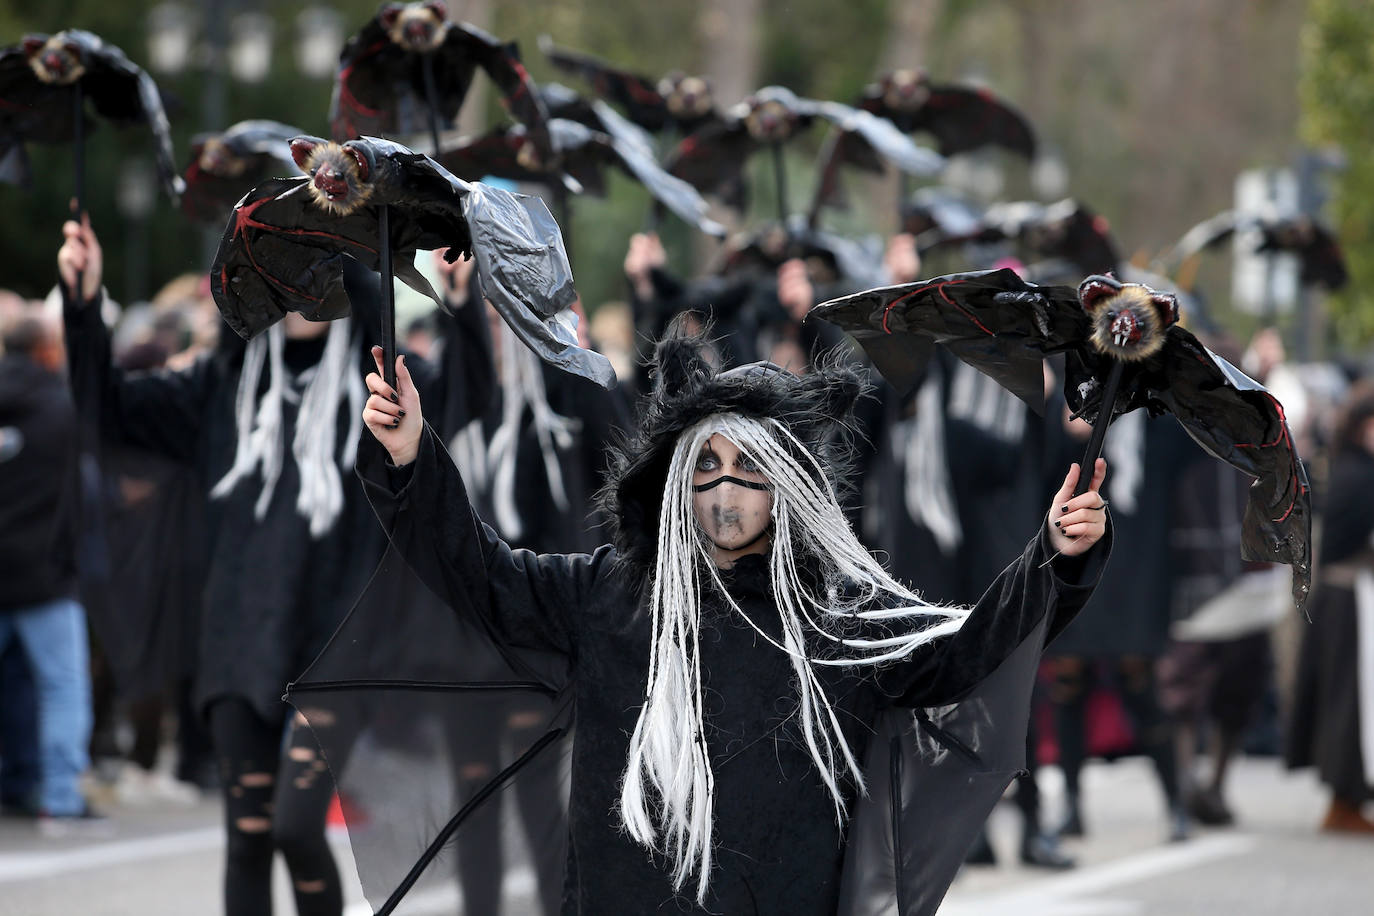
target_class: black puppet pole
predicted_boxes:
[377,204,398,390]
[420,53,444,157]
[71,81,86,300]
[1073,359,1124,497]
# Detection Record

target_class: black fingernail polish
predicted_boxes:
[391,418,400,428]
[390,394,399,404]
[1053,521,1060,528]
[1060,505,1068,513]
[398,410,406,417]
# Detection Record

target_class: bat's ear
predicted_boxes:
[341,142,372,181]
[423,0,449,20]
[378,3,404,28]
[1151,291,1180,327]
[1077,273,1122,311]
[289,137,320,173]
[21,35,48,58]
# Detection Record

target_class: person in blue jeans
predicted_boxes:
[0,308,96,827]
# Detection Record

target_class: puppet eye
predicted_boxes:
[289,138,318,173]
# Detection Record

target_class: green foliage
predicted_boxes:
[1300,0,1374,346]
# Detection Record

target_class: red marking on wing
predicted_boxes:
[1233,392,1303,523]
[880,278,992,336]
[228,191,379,305]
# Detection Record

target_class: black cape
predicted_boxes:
[287,421,1110,915]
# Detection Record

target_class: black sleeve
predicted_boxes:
[877,521,1112,708]
[61,286,214,464]
[355,423,614,657]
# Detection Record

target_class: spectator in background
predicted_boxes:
[0,306,101,832]
[1285,378,1374,833]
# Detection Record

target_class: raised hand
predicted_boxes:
[1047,459,1108,556]
[57,214,103,302]
[363,346,422,466]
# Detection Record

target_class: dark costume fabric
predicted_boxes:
[328,420,1109,915]
[1285,449,1374,803]
[60,268,483,722]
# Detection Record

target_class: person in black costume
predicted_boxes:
[355,324,1112,915]
[57,217,487,916]
[1285,378,1374,833]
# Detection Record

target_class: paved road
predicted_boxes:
[1,755,1366,915]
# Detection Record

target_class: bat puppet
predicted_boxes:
[1166,209,1348,292]
[811,268,1311,609]
[181,120,302,225]
[667,85,944,217]
[0,29,183,203]
[919,198,1121,277]
[210,134,615,391]
[539,35,720,138]
[437,104,724,238]
[331,0,553,163]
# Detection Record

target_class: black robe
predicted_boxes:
[1285,449,1374,802]
[344,422,1110,914]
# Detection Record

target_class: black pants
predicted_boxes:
[208,698,349,916]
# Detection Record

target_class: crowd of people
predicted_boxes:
[0,201,1369,913]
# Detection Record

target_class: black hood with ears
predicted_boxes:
[597,323,867,585]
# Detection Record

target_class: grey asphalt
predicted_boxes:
[0,755,1367,915]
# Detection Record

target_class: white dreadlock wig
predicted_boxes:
[210,318,365,537]
[450,318,578,539]
[618,411,972,903]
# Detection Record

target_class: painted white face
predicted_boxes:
[691,434,773,560]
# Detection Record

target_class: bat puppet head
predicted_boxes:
[877,69,932,112]
[23,33,86,85]
[379,1,450,52]
[742,88,803,143]
[291,137,376,217]
[198,137,247,178]
[1078,273,1178,362]
[659,72,714,120]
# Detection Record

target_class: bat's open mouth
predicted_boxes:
[1109,311,1140,349]
[313,170,352,202]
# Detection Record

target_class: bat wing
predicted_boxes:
[903,84,1037,159]
[1166,210,1241,265]
[1257,218,1348,290]
[436,127,545,183]
[538,35,670,131]
[460,181,616,388]
[330,16,408,140]
[210,177,369,339]
[592,101,724,236]
[810,267,1084,405]
[458,26,556,165]
[665,117,754,204]
[68,31,183,200]
[811,99,944,177]
[1137,330,1311,608]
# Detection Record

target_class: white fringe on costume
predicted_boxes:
[450,320,578,540]
[619,412,972,904]
[210,319,364,537]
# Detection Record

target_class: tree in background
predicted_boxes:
[1300,0,1374,346]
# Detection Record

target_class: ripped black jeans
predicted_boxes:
[208,699,354,916]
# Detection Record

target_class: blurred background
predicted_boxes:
[0,0,1369,352]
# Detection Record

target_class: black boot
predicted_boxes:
[1056,792,1084,838]
[1020,830,1076,870]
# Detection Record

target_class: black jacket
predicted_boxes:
[0,354,81,611]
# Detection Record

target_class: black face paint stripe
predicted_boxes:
[692,475,771,493]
